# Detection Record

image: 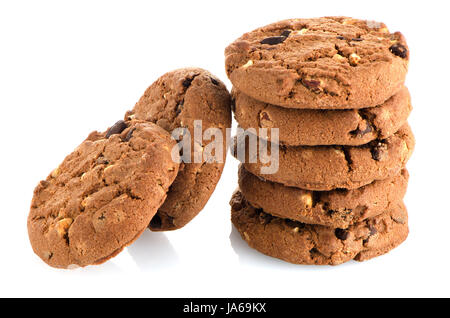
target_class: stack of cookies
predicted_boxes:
[225,17,415,265]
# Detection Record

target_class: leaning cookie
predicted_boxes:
[127,68,232,231]
[28,121,179,268]
[237,124,414,191]
[230,191,408,265]
[233,86,411,146]
[239,165,409,228]
[225,17,409,109]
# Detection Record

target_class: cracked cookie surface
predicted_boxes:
[127,68,232,231]
[239,165,408,228]
[236,123,414,190]
[233,86,411,146]
[230,191,408,265]
[225,17,409,109]
[28,121,179,268]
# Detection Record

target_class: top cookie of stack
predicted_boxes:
[225,16,409,111]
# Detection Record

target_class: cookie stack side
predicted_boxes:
[225,17,414,265]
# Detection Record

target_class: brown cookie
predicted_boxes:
[28,121,179,268]
[127,68,232,231]
[236,123,414,191]
[225,17,409,109]
[231,191,409,265]
[233,86,411,146]
[238,165,409,228]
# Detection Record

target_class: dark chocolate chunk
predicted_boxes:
[336,36,345,40]
[105,120,128,139]
[351,122,374,137]
[302,79,322,93]
[182,77,193,88]
[371,142,388,161]
[210,77,219,85]
[389,43,408,58]
[281,30,292,37]
[352,37,363,42]
[260,36,286,45]
[335,228,349,240]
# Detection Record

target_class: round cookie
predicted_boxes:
[127,68,232,231]
[28,121,179,268]
[238,165,409,228]
[236,123,414,191]
[225,17,409,109]
[233,86,411,146]
[230,191,409,265]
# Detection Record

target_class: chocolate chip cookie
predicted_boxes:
[237,124,414,191]
[239,165,408,228]
[225,17,409,109]
[233,86,411,146]
[231,191,409,265]
[28,121,179,268]
[127,68,232,231]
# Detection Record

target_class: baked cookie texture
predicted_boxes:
[225,17,409,109]
[127,68,232,231]
[233,86,411,146]
[231,191,409,265]
[238,165,409,228]
[237,123,414,191]
[28,121,179,268]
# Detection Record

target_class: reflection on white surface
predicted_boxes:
[229,225,351,271]
[127,229,179,271]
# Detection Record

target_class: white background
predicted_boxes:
[0,0,448,298]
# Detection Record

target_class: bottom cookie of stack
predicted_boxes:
[230,191,408,266]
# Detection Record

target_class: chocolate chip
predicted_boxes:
[371,142,388,161]
[302,79,322,93]
[260,36,287,45]
[302,79,321,88]
[281,30,292,37]
[210,77,219,85]
[336,36,345,40]
[389,43,408,58]
[351,122,373,137]
[335,228,349,240]
[182,78,193,88]
[352,37,363,42]
[105,120,128,138]
[231,200,243,212]
[123,128,136,142]
[150,214,162,229]
[369,225,377,236]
